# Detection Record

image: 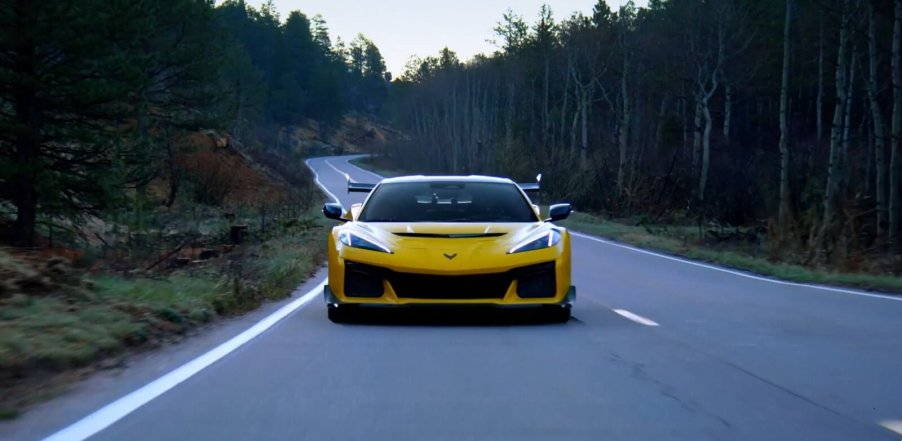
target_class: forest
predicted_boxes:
[385,0,902,272]
[0,0,389,249]
[2,0,901,275]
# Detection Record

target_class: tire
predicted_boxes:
[547,307,571,324]
[327,306,354,323]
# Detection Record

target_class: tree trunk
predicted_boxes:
[543,55,551,149]
[815,5,850,262]
[724,83,733,145]
[11,0,39,248]
[654,93,670,155]
[505,83,514,152]
[891,0,902,252]
[778,0,794,227]
[842,44,856,163]
[560,66,571,152]
[580,88,589,167]
[692,95,702,171]
[165,138,180,208]
[451,80,459,173]
[699,97,713,201]
[570,107,579,153]
[617,51,631,196]
[867,0,888,239]
[817,13,825,145]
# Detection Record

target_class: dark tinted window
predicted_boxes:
[359,181,537,222]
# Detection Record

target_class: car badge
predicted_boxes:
[443,253,458,260]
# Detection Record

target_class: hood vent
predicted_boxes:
[393,232,507,239]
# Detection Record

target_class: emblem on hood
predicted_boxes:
[443,253,458,260]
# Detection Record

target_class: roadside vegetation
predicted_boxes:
[0,189,329,419]
[0,0,402,419]
[560,212,902,293]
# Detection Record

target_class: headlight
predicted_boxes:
[508,230,561,254]
[339,230,392,254]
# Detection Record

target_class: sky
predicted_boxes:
[247,1,648,77]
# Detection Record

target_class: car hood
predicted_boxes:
[353,222,548,246]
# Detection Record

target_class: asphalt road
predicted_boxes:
[8,155,902,440]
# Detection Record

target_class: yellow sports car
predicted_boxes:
[322,175,575,323]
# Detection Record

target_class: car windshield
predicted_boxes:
[358,181,538,223]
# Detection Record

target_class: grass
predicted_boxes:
[257,231,325,299]
[561,212,902,294]
[0,206,328,416]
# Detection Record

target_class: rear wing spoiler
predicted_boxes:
[346,173,541,193]
[346,173,376,193]
[517,174,542,193]
[348,182,376,193]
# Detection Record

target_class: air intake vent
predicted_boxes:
[344,262,384,297]
[392,232,506,238]
[515,262,557,298]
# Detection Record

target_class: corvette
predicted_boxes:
[322,175,575,323]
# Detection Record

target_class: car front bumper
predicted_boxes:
[324,284,576,310]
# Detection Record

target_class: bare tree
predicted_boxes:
[687,0,756,202]
[778,0,794,228]
[866,0,888,240]
[891,0,902,252]
[815,1,852,262]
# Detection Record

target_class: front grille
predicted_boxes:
[344,262,384,297]
[343,261,557,300]
[389,272,511,299]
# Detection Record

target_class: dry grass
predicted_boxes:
[0,208,327,417]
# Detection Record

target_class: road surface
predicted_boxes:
[6,155,902,440]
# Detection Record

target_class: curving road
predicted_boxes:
[6,155,902,440]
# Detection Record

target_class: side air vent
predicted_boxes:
[515,262,557,298]
[344,262,384,297]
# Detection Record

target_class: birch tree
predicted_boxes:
[815,1,852,262]
[687,0,756,202]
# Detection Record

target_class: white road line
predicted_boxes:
[43,281,326,441]
[571,232,902,303]
[340,155,385,180]
[881,419,902,435]
[304,158,339,204]
[613,309,660,327]
[324,159,348,178]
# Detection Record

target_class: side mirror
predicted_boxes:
[546,203,572,222]
[323,203,345,222]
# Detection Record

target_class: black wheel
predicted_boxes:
[547,307,571,323]
[327,306,354,323]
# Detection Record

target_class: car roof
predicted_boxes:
[379,175,516,185]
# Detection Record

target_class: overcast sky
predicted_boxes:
[246,1,648,77]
